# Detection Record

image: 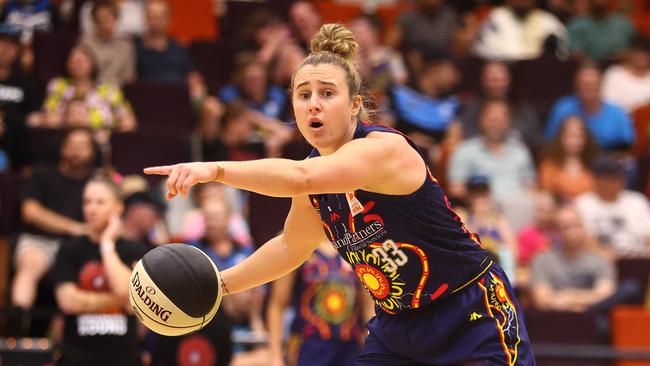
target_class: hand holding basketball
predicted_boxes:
[144,162,219,199]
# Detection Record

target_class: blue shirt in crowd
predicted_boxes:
[218,85,286,120]
[190,239,253,270]
[544,95,635,149]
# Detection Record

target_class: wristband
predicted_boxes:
[100,240,116,254]
[214,163,225,182]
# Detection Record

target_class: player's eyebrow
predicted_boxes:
[295,80,337,89]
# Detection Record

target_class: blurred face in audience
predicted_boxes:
[479,101,511,144]
[124,203,159,236]
[418,61,459,97]
[146,0,170,35]
[290,1,321,41]
[239,63,267,101]
[94,6,117,39]
[83,181,123,235]
[575,67,602,104]
[560,116,587,156]
[594,174,624,202]
[202,199,230,241]
[534,192,557,227]
[482,62,511,99]
[60,129,95,170]
[64,100,90,127]
[67,47,95,81]
[590,0,609,16]
[0,38,18,68]
[628,47,650,70]
[349,17,378,51]
[417,0,443,16]
[508,0,535,14]
[556,207,587,251]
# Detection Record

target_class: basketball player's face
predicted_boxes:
[292,64,361,155]
[83,183,122,234]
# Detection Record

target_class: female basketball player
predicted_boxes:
[145,24,535,365]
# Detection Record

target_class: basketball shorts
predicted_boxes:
[289,336,360,366]
[356,265,535,366]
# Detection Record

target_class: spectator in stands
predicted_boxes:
[458,61,542,150]
[1,0,56,43]
[539,115,598,201]
[39,45,137,131]
[219,53,287,120]
[575,155,650,258]
[456,176,519,284]
[517,191,559,270]
[272,43,306,89]
[180,181,252,247]
[238,10,292,67]
[267,241,370,366]
[391,55,460,146]
[191,197,267,365]
[136,0,200,88]
[545,63,635,150]
[567,0,635,62]
[289,1,322,52]
[386,0,461,75]
[474,0,567,61]
[531,206,615,311]
[544,0,580,24]
[349,14,408,97]
[79,1,135,86]
[80,0,145,38]
[121,190,168,248]
[0,24,37,172]
[448,100,536,202]
[190,198,253,270]
[53,177,149,366]
[11,127,96,315]
[603,34,650,113]
[200,101,293,161]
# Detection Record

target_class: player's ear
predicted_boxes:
[351,95,362,117]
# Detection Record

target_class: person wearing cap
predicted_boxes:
[457,175,519,285]
[575,155,650,258]
[121,190,168,248]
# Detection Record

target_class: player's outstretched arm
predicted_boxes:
[144,133,421,199]
[219,194,326,295]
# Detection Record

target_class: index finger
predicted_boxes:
[143,165,175,175]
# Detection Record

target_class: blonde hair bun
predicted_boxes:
[310,23,358,63]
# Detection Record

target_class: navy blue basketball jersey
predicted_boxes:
[308,122,492,314]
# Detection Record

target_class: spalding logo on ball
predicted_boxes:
[129,244,223,336]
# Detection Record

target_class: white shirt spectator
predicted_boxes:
[474,6,567,61]
[80,0,145,37]
[575,190,650,257]
[602,64,650,112]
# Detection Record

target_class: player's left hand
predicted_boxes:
[144,162,218,199]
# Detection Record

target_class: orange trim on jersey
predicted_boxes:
[322,222,334,241]
[476,273,521,366]
[397,243,429,309]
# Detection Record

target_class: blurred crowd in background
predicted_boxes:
[0,0,649,365]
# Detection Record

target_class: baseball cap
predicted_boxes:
[591,155,624,176]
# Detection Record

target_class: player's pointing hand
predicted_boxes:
[144,162,221,200]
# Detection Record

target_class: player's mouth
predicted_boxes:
[309,118,324,131]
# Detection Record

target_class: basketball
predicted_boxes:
[129,244,223,336]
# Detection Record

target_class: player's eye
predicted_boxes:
[321,90,334,98]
